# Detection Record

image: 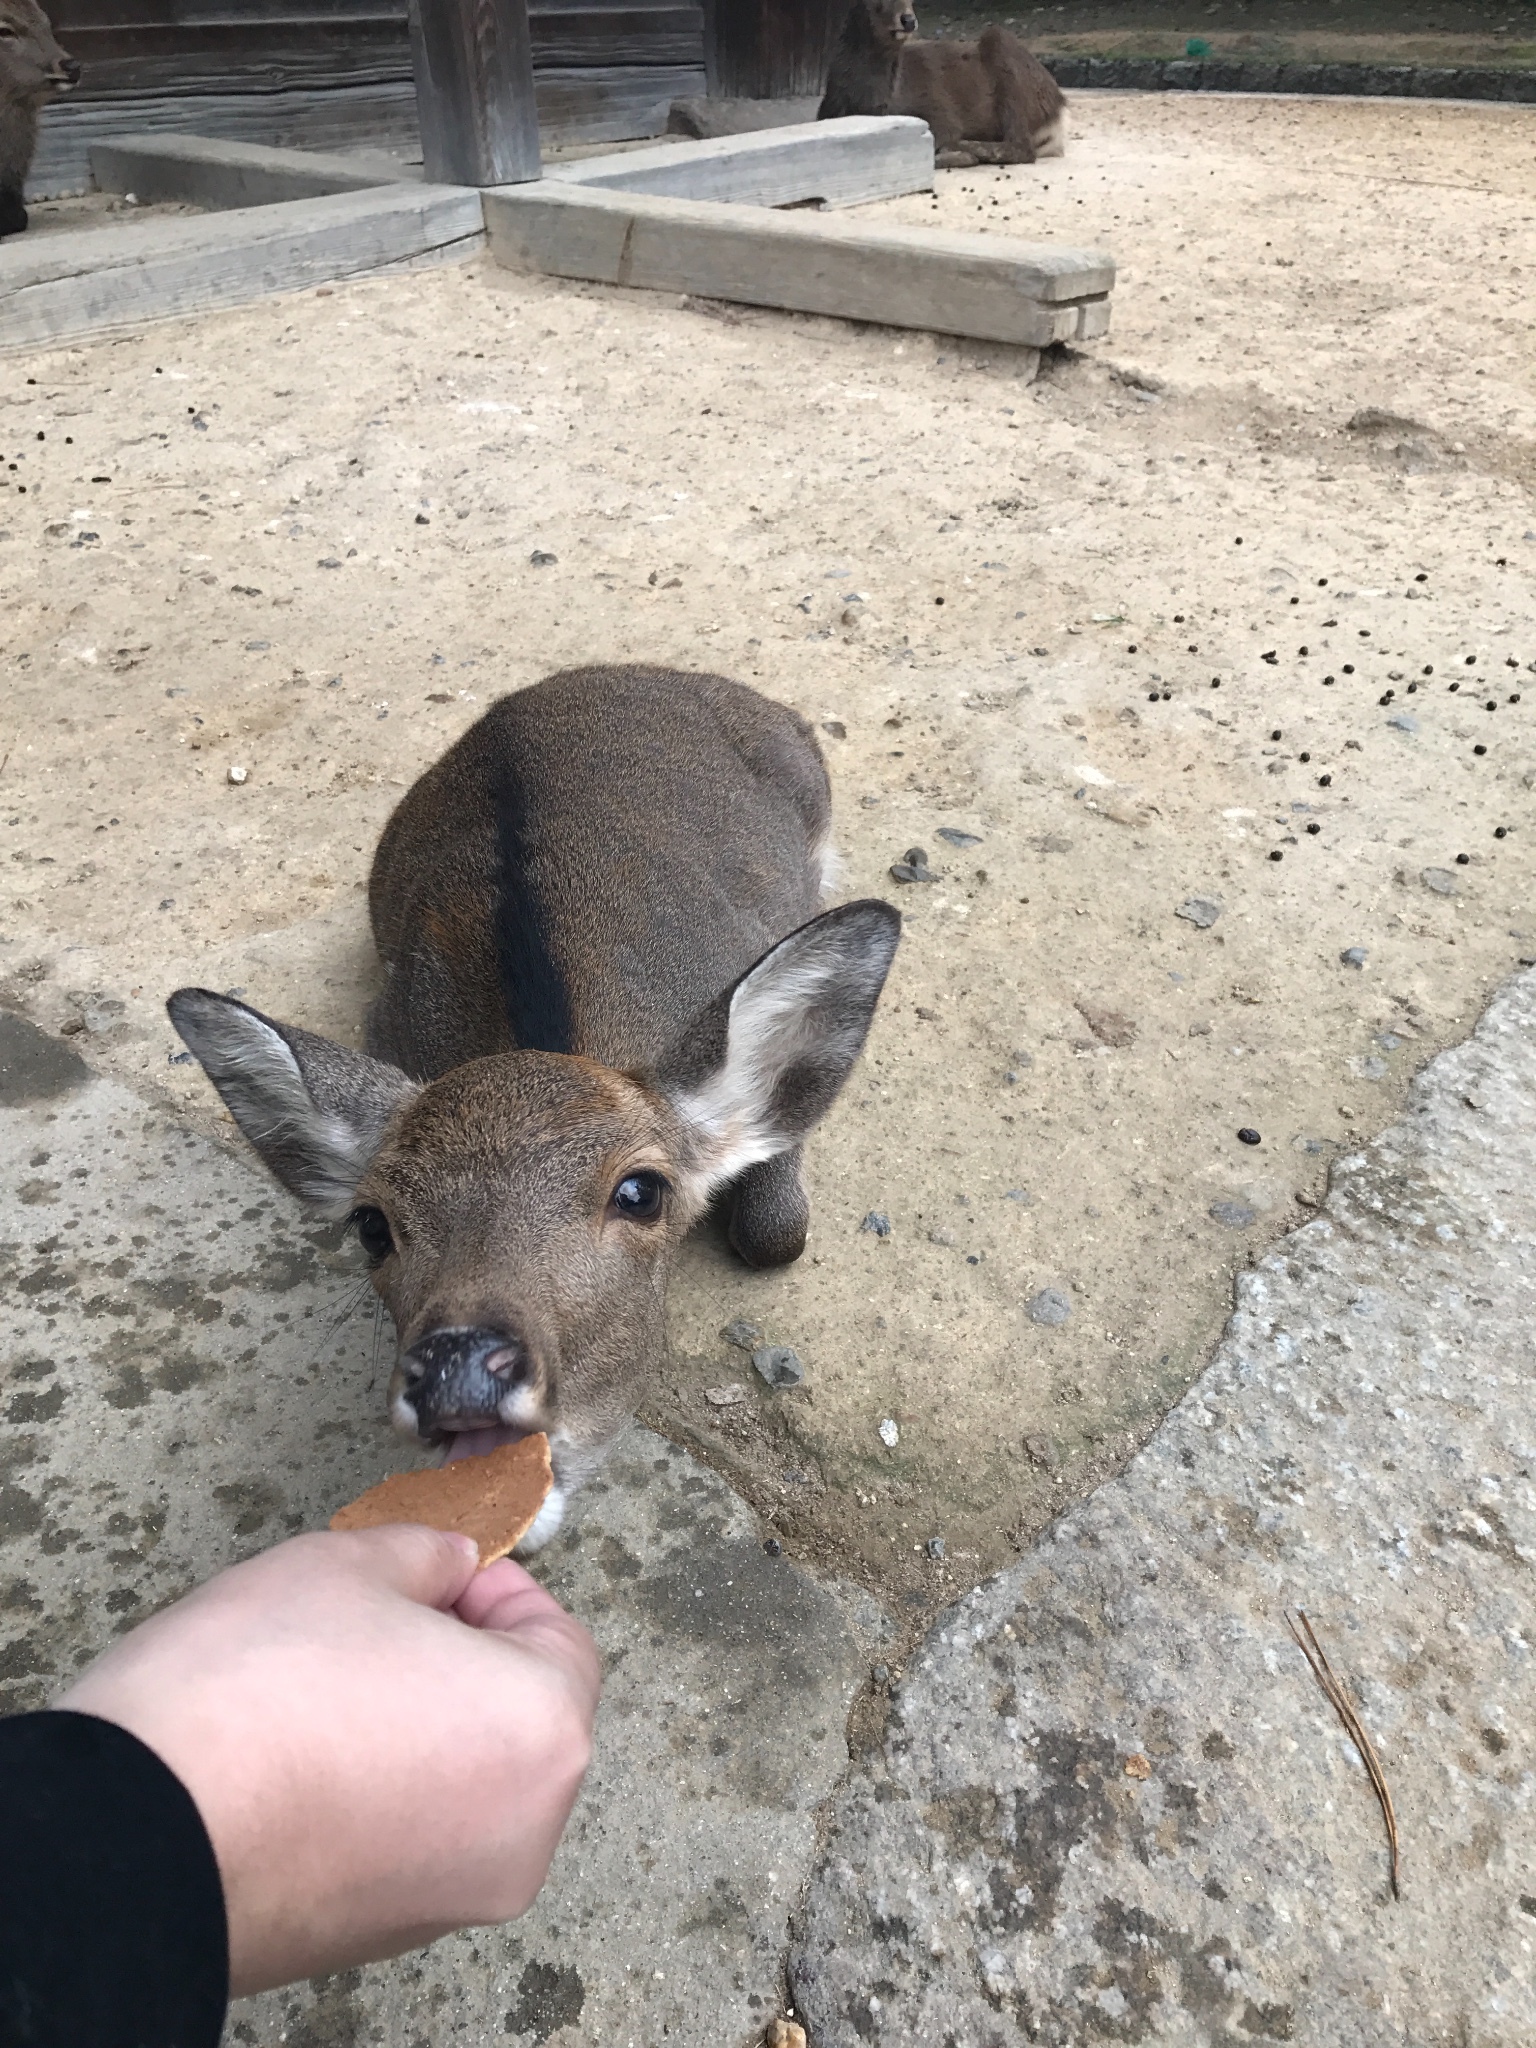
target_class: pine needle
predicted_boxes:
[1286,1608,1400,1900]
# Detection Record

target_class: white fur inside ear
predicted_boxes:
[670,941,863,1196]
[186,1006,376,1216]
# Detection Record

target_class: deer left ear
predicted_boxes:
[651,900,900,1198]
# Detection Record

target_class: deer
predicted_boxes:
[168,666,900,1553]
[819,0,1066,169]
[0,0,80,239]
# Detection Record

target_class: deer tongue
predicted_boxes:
[441,1423,528,1465]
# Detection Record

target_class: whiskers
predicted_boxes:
[368,1295,389,1392]
[304,1275,378,1380]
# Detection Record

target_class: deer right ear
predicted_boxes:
[167,989,417,1215]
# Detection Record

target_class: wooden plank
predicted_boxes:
[408,0,541,186]
[90,133,419,209]
[533,63,704,139]
[30,81,422,197]
[0,182,483,351]
[51,14,698,92]
[41,28,413,100]
[49,0,404,24]
[530,8,703,68]
[483,182,1114,343]
[706,0,839,100]
[548,114,931,208]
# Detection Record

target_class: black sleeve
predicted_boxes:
[0,1710,229,2048]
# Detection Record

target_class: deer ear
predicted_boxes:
[653,900,900,1197]
[167,989,417,1215]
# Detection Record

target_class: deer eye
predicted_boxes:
[611,1171,666,1221]
[350,1205,394,1264]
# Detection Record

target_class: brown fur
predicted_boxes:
[819,0,1065,168]
[168,668,900,1548]
[0,0,78,237]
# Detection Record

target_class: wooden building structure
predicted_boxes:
[32,0,845,194]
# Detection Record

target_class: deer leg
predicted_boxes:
[0,188,28,239]
[728,1148,810,1269]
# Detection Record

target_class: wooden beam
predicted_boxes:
[0,182,484,351]
[483,181,1113,345]
[89,133,419,210]
[546,115,932,208]
[407,0,541,186]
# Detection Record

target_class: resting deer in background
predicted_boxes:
[819,0,1066,168]
[0,0,79,238]
[169,667,900,1552]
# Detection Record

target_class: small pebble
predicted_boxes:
[1306,822,1321,835]
[722,1318,763,1350]
[1340,946,1368,968]
[529,549,558,566]
[763,1537,783,1558]
[860,1211,891,1237]
[1474,744,1488,756]
[752,1344,804,1390]
[1318,774,1332,787]
[928,1228,956,1246]
[925,1536,945,1560]
[1237,1127,1261,1146]
[890,847,939,884]
[1422,867,1458,896]
[1027,1287,1071,1328]
[936,827,982,848]
[1456,852,1470,865]
[1210,1200,1256,1228]
[227,764,248,785]
[1268,850,1283,862]
[704,1383,747,1407]
[1175,895,1222,929]
[879,1417,900,1448]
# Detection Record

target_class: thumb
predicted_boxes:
[327,1522,481,1611]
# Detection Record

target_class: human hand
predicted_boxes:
[57,1526,600,1996]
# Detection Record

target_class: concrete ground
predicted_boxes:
[795,964,1536,2048]
[1,90,1532,1617]
[3,931,1532,2046]
[1,87,1535,2047]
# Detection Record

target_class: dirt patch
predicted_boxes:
[1,92,1532,1618]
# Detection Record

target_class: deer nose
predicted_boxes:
[55,58,82,85]
[400,1326,526,1434]
[899,12,916,30]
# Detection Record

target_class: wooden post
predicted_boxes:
[705,0,843,100]
[408,0,542,188]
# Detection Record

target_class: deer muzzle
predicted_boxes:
[397,1325,529,1438]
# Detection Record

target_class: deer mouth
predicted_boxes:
[441,1421,529,1463]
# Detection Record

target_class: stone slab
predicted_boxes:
[0,182,484,352]
[88,133,420,212]
[793,965,1536,2045]
[0,1021,876,2046]
[545,115,934,209]
[483,183,1113,346]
